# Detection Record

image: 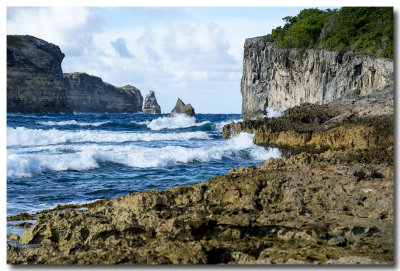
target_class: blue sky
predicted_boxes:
[8,6,335,113]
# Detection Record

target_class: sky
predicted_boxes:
[6,6,321,113]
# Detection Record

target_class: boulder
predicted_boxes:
[167,98,195,117]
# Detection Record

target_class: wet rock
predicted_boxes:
[8,148,393,264]
[167,98,195,117]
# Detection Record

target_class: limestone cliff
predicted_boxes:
[142,90,161,114]
[7,35,144,114]
[7,35,72,113]
[64,73,144,113]
[241,36,394,119]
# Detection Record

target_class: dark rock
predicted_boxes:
[7,35,72,113]
[167,98,195,117]
[142,90,161,114]
[64,73,143,113]
[7,35,144,114]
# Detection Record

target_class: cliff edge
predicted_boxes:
[241,37,393,119]
[7,35,144,114]
[7,35,72,113]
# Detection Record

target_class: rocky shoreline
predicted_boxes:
[7,87,393,264]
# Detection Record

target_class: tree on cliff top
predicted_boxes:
[265,7,393,59]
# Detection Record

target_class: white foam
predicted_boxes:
[266,106,285,118]
[214,119,243,131]
[7,127,211,146]
[37,120,110,127]
[147,114,211,130]
[7,132,281,178]
[7,151,99,178]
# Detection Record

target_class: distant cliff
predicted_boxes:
[7,35,144,114]
[241,37,394,119]
[64,74,143,113]
[7,35,72,113]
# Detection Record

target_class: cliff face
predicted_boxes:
[7,35,72,113]
[64,73,143,113]
[142,90,161,113]
[241,37,394,119]
[7,35,144,114]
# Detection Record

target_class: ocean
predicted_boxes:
[7,113,281,217]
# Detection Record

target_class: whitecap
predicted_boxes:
[7,132,281,178]
[37,120,111,127]
[147,114,211,130]
[7,127,211,147]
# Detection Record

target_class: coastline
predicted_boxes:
[7,88,394,264]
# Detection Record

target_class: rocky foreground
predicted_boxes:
[7,89,393,265]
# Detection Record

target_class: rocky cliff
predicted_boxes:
[7,35,144,114]
[7,35,72,113]
[241,37,394,119]
[64,73,143,113]
[142,90,161,113]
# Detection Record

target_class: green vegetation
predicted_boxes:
[265,7,393,58]
[7,35,32,48]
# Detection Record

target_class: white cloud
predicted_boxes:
[7,7,103,56]
[7,7,287,113]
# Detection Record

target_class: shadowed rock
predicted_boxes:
[167,98,195,117]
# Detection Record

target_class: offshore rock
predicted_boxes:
[142,90,161,114]
[7,35,72,113]
[64,73,143,113]
[167,98,195,117]
[241,37,394,119]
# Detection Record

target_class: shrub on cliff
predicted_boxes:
[265,7,393,59]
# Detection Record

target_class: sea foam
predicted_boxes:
[37,120,111,127]
[7,127,211,147]
[7,132,280,178]
[147,114,211,130]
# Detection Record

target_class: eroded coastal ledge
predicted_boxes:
[7,87,394,264]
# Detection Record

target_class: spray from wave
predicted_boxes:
[7,132,280,178]
[146,114,211,130]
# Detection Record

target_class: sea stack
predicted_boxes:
[142,90,161,114]
[167,98,195,117]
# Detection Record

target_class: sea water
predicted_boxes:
[7,113,281,216]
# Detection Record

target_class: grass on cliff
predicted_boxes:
[7,35,32,48]
[265,7,393,58]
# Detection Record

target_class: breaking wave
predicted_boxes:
[7,132,280,178]
[7,127,211,147]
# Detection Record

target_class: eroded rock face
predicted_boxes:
[142,91,161,114]
[7,35,144,114]
[7,35,72,113]
[63,74,143,113]
[241,37,394,119]
[167,98,195,117]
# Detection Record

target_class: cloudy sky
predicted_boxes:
[8,6,328,113]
